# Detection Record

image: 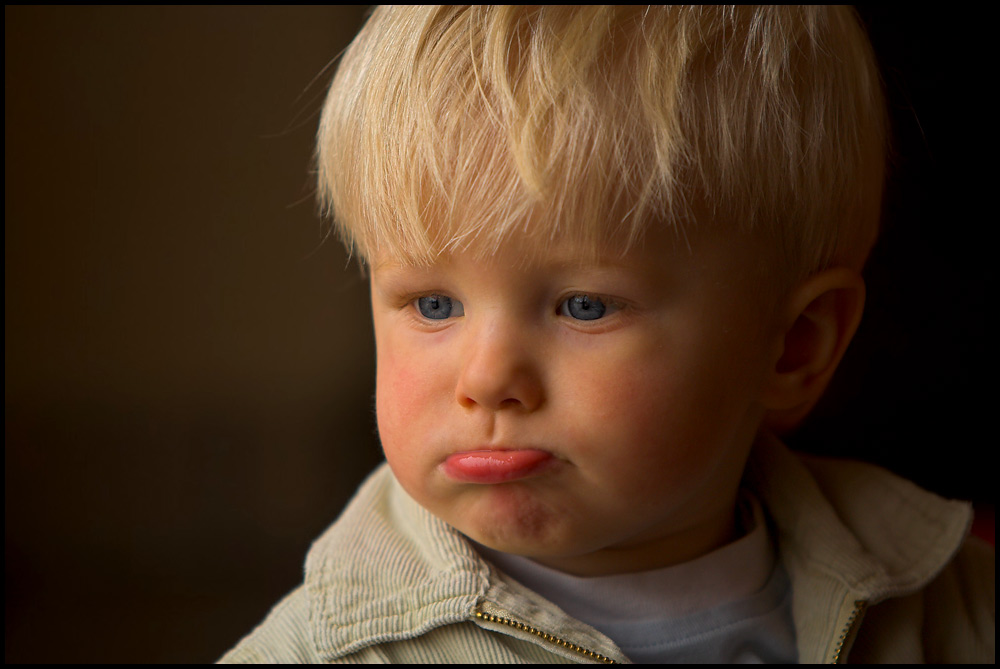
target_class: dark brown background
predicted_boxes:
[5,6,992,663]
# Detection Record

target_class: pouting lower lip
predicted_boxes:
[441,449,555,484]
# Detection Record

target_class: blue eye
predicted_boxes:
[560,295,607,321]
[416,295,464,320]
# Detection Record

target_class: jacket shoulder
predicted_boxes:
[922,536,995,663]
[218,585,322,664]
[850,536,995,664]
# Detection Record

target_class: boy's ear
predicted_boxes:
[761,268,866,434]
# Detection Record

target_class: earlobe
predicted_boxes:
[761,268,866,433]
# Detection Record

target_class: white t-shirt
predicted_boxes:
[476,491,797,663]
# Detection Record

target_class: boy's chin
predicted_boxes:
[430,494,596,563]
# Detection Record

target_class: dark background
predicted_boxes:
[5,6,992,663]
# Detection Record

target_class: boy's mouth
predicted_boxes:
[441,449,555,484]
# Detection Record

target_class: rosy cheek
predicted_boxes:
[377,361,417,434]
[377,342,450,443]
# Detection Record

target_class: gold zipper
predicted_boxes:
[474,609,616,664]
[830,600,867,664]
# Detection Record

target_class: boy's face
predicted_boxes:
[369,227,782,576]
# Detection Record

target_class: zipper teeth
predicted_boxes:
[475,610,616,664]
[830,600,867,664]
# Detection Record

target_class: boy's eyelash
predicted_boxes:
[557,292,626,310]
[392,290,448,309]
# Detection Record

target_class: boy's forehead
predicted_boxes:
[369,220,765,285]
[370,222,675,270]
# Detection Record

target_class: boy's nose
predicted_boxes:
[455,320,543,413]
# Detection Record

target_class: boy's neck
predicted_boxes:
[521,502,739,577]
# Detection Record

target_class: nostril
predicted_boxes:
[455,373,543,413]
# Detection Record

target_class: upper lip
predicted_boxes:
[452,445,545,453]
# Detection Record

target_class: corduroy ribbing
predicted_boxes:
[306,467,490,659]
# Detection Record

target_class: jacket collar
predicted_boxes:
[303,465,491,660]
[744,432,971,662]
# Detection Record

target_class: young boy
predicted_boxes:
[222,6,993,663]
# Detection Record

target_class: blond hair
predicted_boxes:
[317,5,886,279]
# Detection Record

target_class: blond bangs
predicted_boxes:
[318,6,886,276]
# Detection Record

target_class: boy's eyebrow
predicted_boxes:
[369,253,679,292]
[370,247,667,273]
[368,263,452,296]
[370,259,632,282]
[370,258,452,275]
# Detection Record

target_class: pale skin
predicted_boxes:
[369,225,865,577]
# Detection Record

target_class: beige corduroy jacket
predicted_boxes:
[220,434,994,664]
